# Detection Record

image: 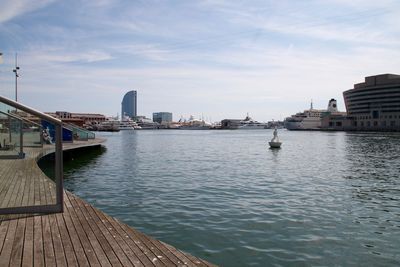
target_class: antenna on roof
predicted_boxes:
[310,99,313,110]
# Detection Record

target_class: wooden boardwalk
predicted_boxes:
[0,140,216,266]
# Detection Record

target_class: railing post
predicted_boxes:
[55,123,64,212]
[19,119,23,157]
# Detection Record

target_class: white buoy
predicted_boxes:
[269,127,282,148]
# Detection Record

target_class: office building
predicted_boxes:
[343,74,400,131]
[153,112,173,124]
[121,90,137,119]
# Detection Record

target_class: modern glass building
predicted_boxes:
[121,90,137,119]
[153,112,172,124]
[343,74,400,131]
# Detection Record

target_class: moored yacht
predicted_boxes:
[119,116,141,130]
[179,115,212,130]
[238,114,269,129]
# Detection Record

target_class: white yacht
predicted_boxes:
[97,118,120,131]
[237,114,268,129]
[119,116,141,130]
[284,99,338,130]
[180,115,211,130]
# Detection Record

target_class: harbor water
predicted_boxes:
[62,130,400,266]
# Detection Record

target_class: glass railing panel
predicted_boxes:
[0,95,61,214]
[0,110,42,147]
[22,120,42,147]
[73,127,89,140]
[88,131,95,139]
[64,123,95,140]
[0,112,22,158]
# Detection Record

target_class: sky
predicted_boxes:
[1,0,400,122]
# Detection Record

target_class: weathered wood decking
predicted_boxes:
[0,140,216,266]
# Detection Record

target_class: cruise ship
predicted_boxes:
[284,99,338,130]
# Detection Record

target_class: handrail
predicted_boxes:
[0,111,43,128]
[0,95,62,125]
[0,94,63,214]
[0,110,24,121]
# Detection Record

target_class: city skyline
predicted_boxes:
[1,0,400,121]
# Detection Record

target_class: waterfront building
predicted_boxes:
[153,112,173,124]
[121,90,137,119]
[45,111,106,127]
[343,74,400,131]
[320,112,352,130]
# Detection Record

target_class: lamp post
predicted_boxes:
[12,53,20,102]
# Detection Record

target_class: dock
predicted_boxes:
[0,139,216,266]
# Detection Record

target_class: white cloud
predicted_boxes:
[0,0,54,23]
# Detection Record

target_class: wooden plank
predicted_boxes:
[37,162,47,206]
[91,206,155,267]
[0,162,19,208]
[58,197,91,267]
[42,214,56,267]
[13,164,28,208]
[137,233,194,267]
[44,175,67,267]
[55,212,80,267]
[0,221,10,254]
[110,215,173,267]
[49,214,67,267]
[33,160,41,206]
[63,192,105,267]
[22,216,34,267]
[9,217,26,266]
[162,242,208,267]
[0,161,17,196]
[117,221,176,267]
[68,193,121,267]
[0,218,18,266]
[79,197,139,267]
[33,216,45,267]
[46,175,79,267]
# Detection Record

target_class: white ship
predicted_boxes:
[237,114,269,129]
[179,115,212,130]
[119,116,141,130]
[284,99,338,130]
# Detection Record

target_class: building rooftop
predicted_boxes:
[354,73,400,89]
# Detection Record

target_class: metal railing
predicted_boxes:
[0,95,63,214]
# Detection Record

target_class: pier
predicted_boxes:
[0,140,216,266]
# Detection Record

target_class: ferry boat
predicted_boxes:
[284,99,338,130]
